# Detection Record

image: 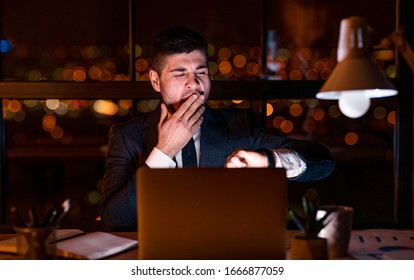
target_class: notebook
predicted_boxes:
[137,167,287,260]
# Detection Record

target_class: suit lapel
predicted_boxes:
[200,107,233,167]
[142,105,161,155]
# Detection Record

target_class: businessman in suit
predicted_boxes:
[100,26,335,231]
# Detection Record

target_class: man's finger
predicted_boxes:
[173,94,200,118]
[188,105,205,128]
[226,155,247,168]
[190,116,204,134]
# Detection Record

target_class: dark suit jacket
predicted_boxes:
[100,105,334,231]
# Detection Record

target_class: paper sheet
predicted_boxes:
[56,231,138,259]
[349,229,414,260]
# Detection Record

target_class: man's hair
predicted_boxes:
[151,26,208,73]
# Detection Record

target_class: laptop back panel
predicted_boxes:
[137,167,287,260]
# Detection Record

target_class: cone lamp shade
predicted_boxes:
[316,17,397,118]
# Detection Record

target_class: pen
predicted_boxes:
[28,206,40,227]
[51,198,71,227]
[42,208,57,227]
[11,207,26,227]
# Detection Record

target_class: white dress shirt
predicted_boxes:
[145,129,306,178]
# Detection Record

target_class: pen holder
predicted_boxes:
[14,226,56,260]
[317,205,353,258]
[289,234,328,260]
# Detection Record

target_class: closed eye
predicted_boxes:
[196,67,208,75]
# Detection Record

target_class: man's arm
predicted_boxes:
[223,108,334,181]
[224,144,333,181]
[281,140,334,182]
[100,124,141,231]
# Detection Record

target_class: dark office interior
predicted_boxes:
[0,0,412,232]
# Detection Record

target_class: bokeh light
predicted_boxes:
[8,99,22,113]
[289,103,303,117]
[135,58,149,72]
[312,107,326,122]
[46,99,60,110]
[288,69,302,80]
[218,60,232,75]
[1,39,12,53]
[50,126,64,140]
[207,44,215,57]
[233,54,247,68]
[266,103,274,116]
[246,62,260,76]
[42,114,56,132]
[387,111,396,126]
[280,120,294,133]
[303,118,316,133]
[328,105,341,118]
[218,47,232,60]
[373,106,387,120]
[73,67,87,82]
[344,132,358,145]
[93,100,118,115]
[272,116,285,129]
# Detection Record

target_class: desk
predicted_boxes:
[0,231,306,260]
[0,231,139,260]
[2,229,414,260]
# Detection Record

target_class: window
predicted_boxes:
[0,0,399,228]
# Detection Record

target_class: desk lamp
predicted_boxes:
[316,16,398,118]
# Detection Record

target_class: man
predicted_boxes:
[100,27,334,231]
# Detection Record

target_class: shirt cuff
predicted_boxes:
[145,147,176,168]
[272,149,307,178]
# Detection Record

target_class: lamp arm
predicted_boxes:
[383,30,414,73]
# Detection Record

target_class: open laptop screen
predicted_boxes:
[137,167,287,260]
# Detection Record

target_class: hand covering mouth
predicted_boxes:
[180,91,204,102]
[188,90,204,97]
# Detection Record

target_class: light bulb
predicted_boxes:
[338,91,371,118]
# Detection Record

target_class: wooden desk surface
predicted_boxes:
[4,229,412,260]
[0,231,139,260]
[0,230,301,260]
[0,233,15,260]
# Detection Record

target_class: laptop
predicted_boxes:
[137,167,287,260]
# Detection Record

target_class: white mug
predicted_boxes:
[317,205,354,258]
